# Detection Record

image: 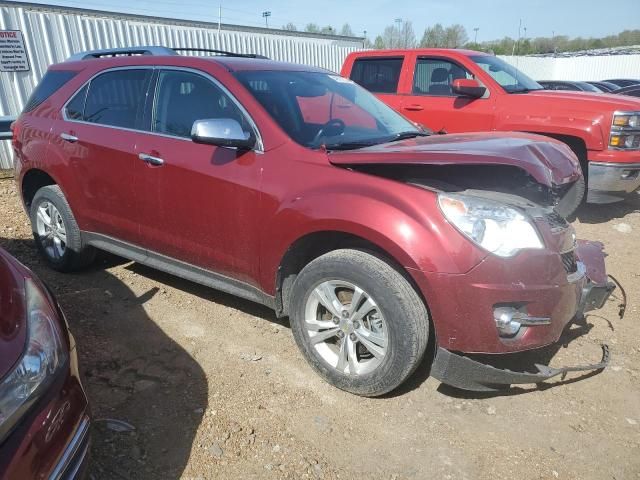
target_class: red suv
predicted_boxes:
[12,46,621,396]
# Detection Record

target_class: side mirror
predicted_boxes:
[191,119,256,150]
[452,79,486,98]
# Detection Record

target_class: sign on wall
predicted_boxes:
[0,30,30,72]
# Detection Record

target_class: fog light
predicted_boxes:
[493,306,551,338]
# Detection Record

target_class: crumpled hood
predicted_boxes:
[328,131,582,187]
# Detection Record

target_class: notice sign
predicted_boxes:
[0,30,30,72]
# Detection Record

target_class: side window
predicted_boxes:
[65,84,88,120]
[349,57,403,94]
[23,70,78,113]
[413,58,472,96]
[153,70,250,138]
[84,69,152,129]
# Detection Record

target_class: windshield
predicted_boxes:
[234,70,423,149]
[470,55,543,93]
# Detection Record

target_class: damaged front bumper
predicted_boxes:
[431,270,626,392]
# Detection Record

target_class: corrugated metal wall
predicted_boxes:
[0,3,362,168]
[500,54,640,81]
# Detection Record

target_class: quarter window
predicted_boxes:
[413,58,472,96]
[23,70,78,113]
[83,69,152,129]
[349,57,403,94]
[153,70,250,138]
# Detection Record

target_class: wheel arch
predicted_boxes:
[21,168,58,209]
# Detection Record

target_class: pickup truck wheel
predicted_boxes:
[290,249,429,397]
[555,175,585,219]
[30,185,95,272]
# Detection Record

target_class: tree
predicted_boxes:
[305,23,320,33]
[420,23,445,47]
[340,23,354,37]
[381,20,416,48]
[444,24,468,48]
[373,35,385,49]
[283,22,297,31]
[320,25,335,35]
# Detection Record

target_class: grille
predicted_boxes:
[545,211,568,230]
[561,251,578,274]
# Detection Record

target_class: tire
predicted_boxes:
[555,175,586,219]
[289,249,429,397]
[30,185,95,272]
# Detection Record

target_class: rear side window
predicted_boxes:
[349,57,403,94]
[84,69,152,129]
[23,70,78,113]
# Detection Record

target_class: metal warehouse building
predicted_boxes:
[0,1,363,168]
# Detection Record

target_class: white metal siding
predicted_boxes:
[0,3,362,167]
[500,54,640,81]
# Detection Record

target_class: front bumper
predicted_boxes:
[430,266,624,392]
[587,161,640,203]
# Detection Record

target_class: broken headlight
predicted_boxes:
[0,278,67,442]
[438,193,544,257]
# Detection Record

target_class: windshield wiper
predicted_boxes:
[323,140,383,151]
[388,131,430,142]
[509,87,543,94]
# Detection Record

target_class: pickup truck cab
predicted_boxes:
[341,49,640,212]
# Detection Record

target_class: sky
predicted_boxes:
[8,0,640,41]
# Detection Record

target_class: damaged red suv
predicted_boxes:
[0,247,90,478]
[12,46,622,396]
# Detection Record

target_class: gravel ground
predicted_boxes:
[0,178,638,480]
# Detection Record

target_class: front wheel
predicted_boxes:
[290,249,429,397]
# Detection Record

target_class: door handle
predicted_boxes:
[403,104,424,111]
[60,133,78,143]
[138,153,164,166]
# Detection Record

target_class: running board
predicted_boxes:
[82,232,275,309]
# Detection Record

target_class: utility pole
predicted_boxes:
[473,27,479,43]
[217,2,221,41]
[262,11,271,28]
[395,18,402,48]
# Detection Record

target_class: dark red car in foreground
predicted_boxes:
[0,247,90,479]
[12,46,622,396]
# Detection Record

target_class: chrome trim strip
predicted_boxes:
[49,415,90,480]
[60,65,264,152]
[589,161,640,169]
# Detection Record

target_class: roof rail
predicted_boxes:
[66,46,178,62]
[65,46,268,62]
[172,48,269,59]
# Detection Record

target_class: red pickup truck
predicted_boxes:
[341,49,640,216]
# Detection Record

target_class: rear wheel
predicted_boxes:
[30,185,95,272]
[289,249,429,397]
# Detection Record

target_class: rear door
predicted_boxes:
[133,68,263,285]
[51,67,153,243]
[399,56,495,133]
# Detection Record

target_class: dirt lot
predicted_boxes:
[0,177,638,480]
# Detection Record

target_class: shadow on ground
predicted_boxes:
[576,192,640,224]
[0,238,207,480]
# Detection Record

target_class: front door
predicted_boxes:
[133,68,263,285]
[400,57,495,134]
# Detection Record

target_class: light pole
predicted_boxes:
[262,11,271,28]
[473,27,479,43]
